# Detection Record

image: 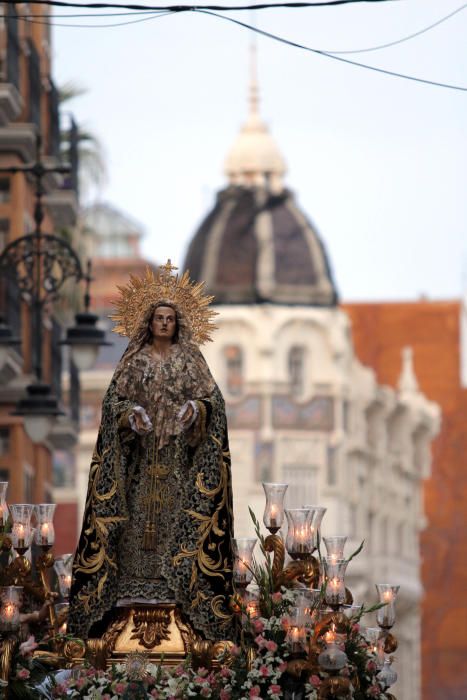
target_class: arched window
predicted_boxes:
[288,346,305,396]
[224,345,243,396]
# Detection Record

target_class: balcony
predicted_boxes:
[0,123,36,162]
[44,188,79,228]
[0,84,22,127]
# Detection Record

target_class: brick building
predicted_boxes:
[0,4,79,525]
[344,300,467,700]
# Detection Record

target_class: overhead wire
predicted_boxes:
[21,10,173,27]
[10,0,467,91]
[322,1,467,54]
[195,9,467,92]
[5,0,401,11]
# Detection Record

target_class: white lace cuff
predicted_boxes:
[177,400,199,430]
[129,405,153,435]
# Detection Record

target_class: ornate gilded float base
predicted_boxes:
[88,604,198,666]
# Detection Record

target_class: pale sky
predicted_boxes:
[52,0,467,302]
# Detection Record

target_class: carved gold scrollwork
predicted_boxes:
[63,639,86,663]
[86,638,109,670]
[264,534,285,588]
[0,637,17,686]
[275,555,320,591]
[173,607,196,654]
[192,639,214,670]
[130,608,172,649]
[101,612,128,653]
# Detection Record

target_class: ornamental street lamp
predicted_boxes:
[0,134,109,442]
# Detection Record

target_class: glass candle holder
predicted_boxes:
[54,602,70,635]
[378,658,398,690]
[0,586,23,632]
[323,536,347,563]
[303,505,327,550]
[0,482,8,528]
[262,483,288,533]
[34,504,56,548]
[365,626,385,668]
[54,553,74,598]
[233,538,256,588]
[324,557,348,606]
[318,640,348,671]
[285,508,315,559]
[376,584,400,629]
[9,504,34,552]
[286,609,308,653]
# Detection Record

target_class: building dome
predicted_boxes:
[183,50,338,307]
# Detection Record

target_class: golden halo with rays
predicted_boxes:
[110,260,218,345]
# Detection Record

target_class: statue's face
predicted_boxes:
[151,306,177,342]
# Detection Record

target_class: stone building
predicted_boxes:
[184,70,440,700]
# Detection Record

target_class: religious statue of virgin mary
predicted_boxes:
[68,261,234,642]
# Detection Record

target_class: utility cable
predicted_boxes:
[21,10,172,27]
[5,0,401,12]
[195,9,467,92]
[323,2,467,54]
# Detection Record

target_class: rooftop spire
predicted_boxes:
[249,40,260,119]
[224,44,286,193]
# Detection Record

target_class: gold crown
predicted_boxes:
[110,260,218,345]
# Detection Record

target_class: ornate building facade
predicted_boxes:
[0,4,79,518]
[184,70,440,700]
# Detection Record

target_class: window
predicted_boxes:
[0,469,9,483]
[283,465,317,508]
[0,180,10,204]
[224,345,243,396]
[326,445,338,486]
[0,428,10,455]
[288,346,305,396]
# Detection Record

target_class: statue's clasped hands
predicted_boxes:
[129,401,198,436]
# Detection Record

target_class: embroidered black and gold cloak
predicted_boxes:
[68,304,235,641]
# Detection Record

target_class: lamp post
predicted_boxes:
[0,133,109,442]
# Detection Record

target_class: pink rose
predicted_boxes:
[260,665,270,677]
[352,623,360,633]
[220,667,232,679]
[175,665,185,676]
[278,662,287,673]
[270,684,281,695]
[197,667,209,677]
[249,687,261,698]
[280,617,290,631]
[366,660,377,674]
[254,634,266,649]
[200,687,211,697]
[271,592,282,604]
[220,690,231,700]
[253,619,265,633]
[230,645,241,657]
[102,695,111,700]
[16,668,30,680]
[310,674,321,687]
[265,640,278,653]
[115,682,127,693]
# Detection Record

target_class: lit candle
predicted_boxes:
[324,624,336,645]
[270,504,278,529]
[40,522,49,545]
[330,577,340,591]
[4,603,15,619]
[383,590,393,603]
[17,524,25,548]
